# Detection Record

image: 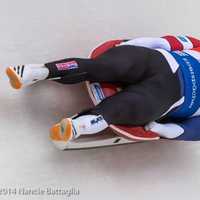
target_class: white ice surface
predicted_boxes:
[1,0,200,199]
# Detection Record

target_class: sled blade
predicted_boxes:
[62,131,135,150]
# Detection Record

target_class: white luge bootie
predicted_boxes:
[50,115,108,150]
[6,64,49,89]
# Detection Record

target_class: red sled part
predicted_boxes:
[86,40,160,141]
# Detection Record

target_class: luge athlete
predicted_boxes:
[6,35,200,149]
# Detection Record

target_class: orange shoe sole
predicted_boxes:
[50,118,73,142]
[6,67,22,89]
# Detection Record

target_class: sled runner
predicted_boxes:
[64,40,160,150]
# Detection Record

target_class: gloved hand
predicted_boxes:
[145,121,184,139]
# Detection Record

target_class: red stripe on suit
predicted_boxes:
[187,36,200,48]
[162,35,184,51]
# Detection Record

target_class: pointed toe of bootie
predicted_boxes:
[6,66,22,89]
[50,118,73,150]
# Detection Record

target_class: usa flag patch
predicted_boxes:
[56,61,79,71]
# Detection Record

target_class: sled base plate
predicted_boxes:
[63,131,136,150]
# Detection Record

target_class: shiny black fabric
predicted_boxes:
[45,45,181,125]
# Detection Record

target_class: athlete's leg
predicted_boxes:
[6,45,152,89]
[44,45,154,84]
[50,75,180,150]
[6,45,168,90]
[49,83,163,150]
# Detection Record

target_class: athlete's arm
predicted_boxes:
[121,35,200,51]
[145,116,200,141]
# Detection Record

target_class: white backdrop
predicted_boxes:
[0,0,200,199]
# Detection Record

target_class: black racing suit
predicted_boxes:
[45,45,181,126]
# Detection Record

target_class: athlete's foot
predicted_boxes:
[6,64,49,89]
[50,115,108,150]
[50,118,78,150]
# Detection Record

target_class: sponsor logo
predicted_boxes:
[90,116,103,125]
[90,83,105,104]
[56,61,78,71]
[182,57,197,109]
[175,51,187,56]
[177,36,188,43]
